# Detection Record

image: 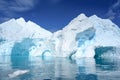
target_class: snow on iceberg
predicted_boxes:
[0,14,120,59]
[52,14,120,59]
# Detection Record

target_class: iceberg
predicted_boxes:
[0,14,120,59]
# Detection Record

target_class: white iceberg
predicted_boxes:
[0,14,120,59]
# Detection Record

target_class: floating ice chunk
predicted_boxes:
[8,70,29,78]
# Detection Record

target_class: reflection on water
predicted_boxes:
[11,56,29,69]
[0,56,120,80]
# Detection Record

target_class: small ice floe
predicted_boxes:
[8,70,29,78]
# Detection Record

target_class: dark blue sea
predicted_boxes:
[0,56,120,80]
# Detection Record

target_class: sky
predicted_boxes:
[0,0,120,32]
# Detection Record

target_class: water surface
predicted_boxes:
[0,56,120,80]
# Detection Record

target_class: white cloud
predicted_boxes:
[9,0,38,12]
[0,0,38,12]
[0,0,38,23]
[107,0,120,20]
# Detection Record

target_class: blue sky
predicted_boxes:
[0,0,120,32]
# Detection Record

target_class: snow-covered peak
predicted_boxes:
[0,17,52,40]
[63,13,119,32]
[26,20,52,37]
[16,17,26,26]
[89,15,99,19]
[16,17,26,22]
[67,13,88,25]
[77,13,88,21]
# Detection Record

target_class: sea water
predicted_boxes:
[0,56,120,80]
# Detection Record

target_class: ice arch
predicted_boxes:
[42,50,52,57]
[11,38,34,56]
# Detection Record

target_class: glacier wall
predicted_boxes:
[0,14,120,59]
